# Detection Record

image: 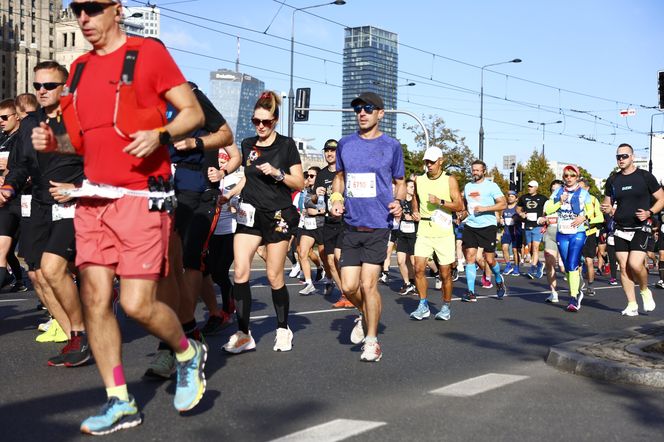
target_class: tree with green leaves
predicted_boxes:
[403,115,476,188]
[578,166,600,199]
[523,150,555,193]
[487,165,510,195]
[401,143,424,178]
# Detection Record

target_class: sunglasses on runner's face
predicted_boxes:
[353,104,376,114]
[33,82,64,91]
[251,118,275,127]
[0,113,16,121]
[616,154,630,161]
[69,1,117,18]
[563,173,577,178]
[308,174,316,179]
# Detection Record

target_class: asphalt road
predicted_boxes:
[1,261,663,441]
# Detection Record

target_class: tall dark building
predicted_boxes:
[342,25,398,137]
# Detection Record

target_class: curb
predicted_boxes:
[546,320,664,388]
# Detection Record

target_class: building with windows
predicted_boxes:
[1,0,61,98]
[122,4,160,38]
[54,7,90,70]
[209,68,264,143]
[342,25,398,138]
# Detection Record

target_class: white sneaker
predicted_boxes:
[350,316,365,344]
[360,341,382,362]
[621,306,639,317]
[545,291,559,303]
[223,331,256,354]
[288,263,301,278]
[37,317,53,332]
[299,283,316,295]
[641,290,656,312]
[273,327,293,352]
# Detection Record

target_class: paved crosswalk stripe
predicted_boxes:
[429,373,529,397]
[269,419,386,442]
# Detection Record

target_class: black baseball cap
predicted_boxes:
[350,92,384,109]
[323,139,338,150]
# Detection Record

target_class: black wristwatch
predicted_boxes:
[274,169,285,182]
[194,137,204,150]
[158,129,172,146]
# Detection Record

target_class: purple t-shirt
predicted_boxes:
[337,132,405,228]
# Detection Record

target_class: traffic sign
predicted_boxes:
[619,109,636,117]
[503,155,516,170]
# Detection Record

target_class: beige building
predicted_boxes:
[1,0,61,99]
[54,7,90,71]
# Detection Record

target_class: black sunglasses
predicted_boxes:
[353,104,376,114]
[616,154,630,161]
[33,82,64,91]
[307,174,317,178]
[251,118,275,127]
[0,113,16,121]
[70,1,117,18]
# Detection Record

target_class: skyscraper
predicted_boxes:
[209,69,265,143]
[342,26,398,138]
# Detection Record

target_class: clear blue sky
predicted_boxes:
[122,0,663,180]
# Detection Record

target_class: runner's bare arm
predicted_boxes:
[173,122,234,152]
[445,175,464,212]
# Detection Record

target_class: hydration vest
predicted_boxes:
[60,36,167,154]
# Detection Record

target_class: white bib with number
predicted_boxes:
[400,220,415,233]
[346,173,377,198]
[52,203,76,221]
[614,229,635,242]
[504,217,514,226]
[304,217,318,230]
[432,209,453,230]
[237,202,256,227]
[558,218,576,234]
[607,235,615,246]
[527,212,538,222]
[20,195,32,218]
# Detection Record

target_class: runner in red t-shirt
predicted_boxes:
[31,1,207,435]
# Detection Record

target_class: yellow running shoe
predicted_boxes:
[36,319,69,343]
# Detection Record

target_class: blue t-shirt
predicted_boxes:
[337,132,405,229]
[464,180,504,228]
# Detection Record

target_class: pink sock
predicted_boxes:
[112,365,126,386]
[179,335,189,352]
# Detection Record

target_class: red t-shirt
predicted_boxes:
[69,38,185,189]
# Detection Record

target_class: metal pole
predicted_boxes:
[649,113,664,173]
[288,10,296,139]
[542,123,546,156]
[479,68,485,161]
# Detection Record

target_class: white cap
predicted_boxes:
[527,180,539,188]
[423,146,443,162]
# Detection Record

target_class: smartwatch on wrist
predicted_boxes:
[194,137,204,150]
[157,128,172,146]
[274,169,285,182]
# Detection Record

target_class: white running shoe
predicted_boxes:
[621,306,639,317]
[545,291,559,303]
[360,341,382,362]
[350,316,365,344]
[273,327,293,352]
[641,289,656,312]
[38,317,53,332]
[299,283,316,295]
[288,263,301,278]
[223,331,256,354]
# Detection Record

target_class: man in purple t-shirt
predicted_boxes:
[330,92,405,362]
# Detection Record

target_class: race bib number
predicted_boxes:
[346,173,376,198]
[504,217,514,226]
[558,218,576,234]
[614,229,635,242]
[298,215,305,229]
[52,203,76,221]
[607,235,615,246]
[400,220,415,233]
[432,209,453,230]
[237,202,256,227]
[304,217,317,230]
[660,223,664,234]
[527,212,538,222]
[546,215,558,225]
[21,195,31,217]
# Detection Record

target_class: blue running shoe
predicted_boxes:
[512,266,520,276]
[174,339,208,412]
[536,262,544,279]
[410,301,431,320]
[80,396,142,435]
[435,304,451,320]
[496,281,506,299]
[503,262,514,275]
[566,297,580,312]
[462,291,477,302]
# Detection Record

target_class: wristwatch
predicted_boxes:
[194,137,204,150]
[157,128,172,146]
[274,169,285,182]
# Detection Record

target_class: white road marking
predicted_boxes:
[0,299,29,303]
[251,307,354,320]
[270,419,386,442]
[429,373,529,397]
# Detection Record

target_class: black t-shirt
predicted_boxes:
[604,168,660,227]
[314,165,341,224]
[517,193,548,229]
[240,134,301,211]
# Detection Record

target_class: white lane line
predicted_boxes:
[0,299,29,303]
[270,419,386,442]
[429,373,529,397]
[251,307,354,320]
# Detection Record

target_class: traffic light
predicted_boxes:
[659,71,664,110]
[509,170,516,191]
[517,171,524,192]
[294,87,311,121]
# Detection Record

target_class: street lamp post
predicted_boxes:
[479,58,521,161]
[649,112,664,173]
[288,0,345,139]
[528,119,562,156]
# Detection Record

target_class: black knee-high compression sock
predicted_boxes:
[271,285,290,329]
[0,267,7,287]
[233,282,252,334]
